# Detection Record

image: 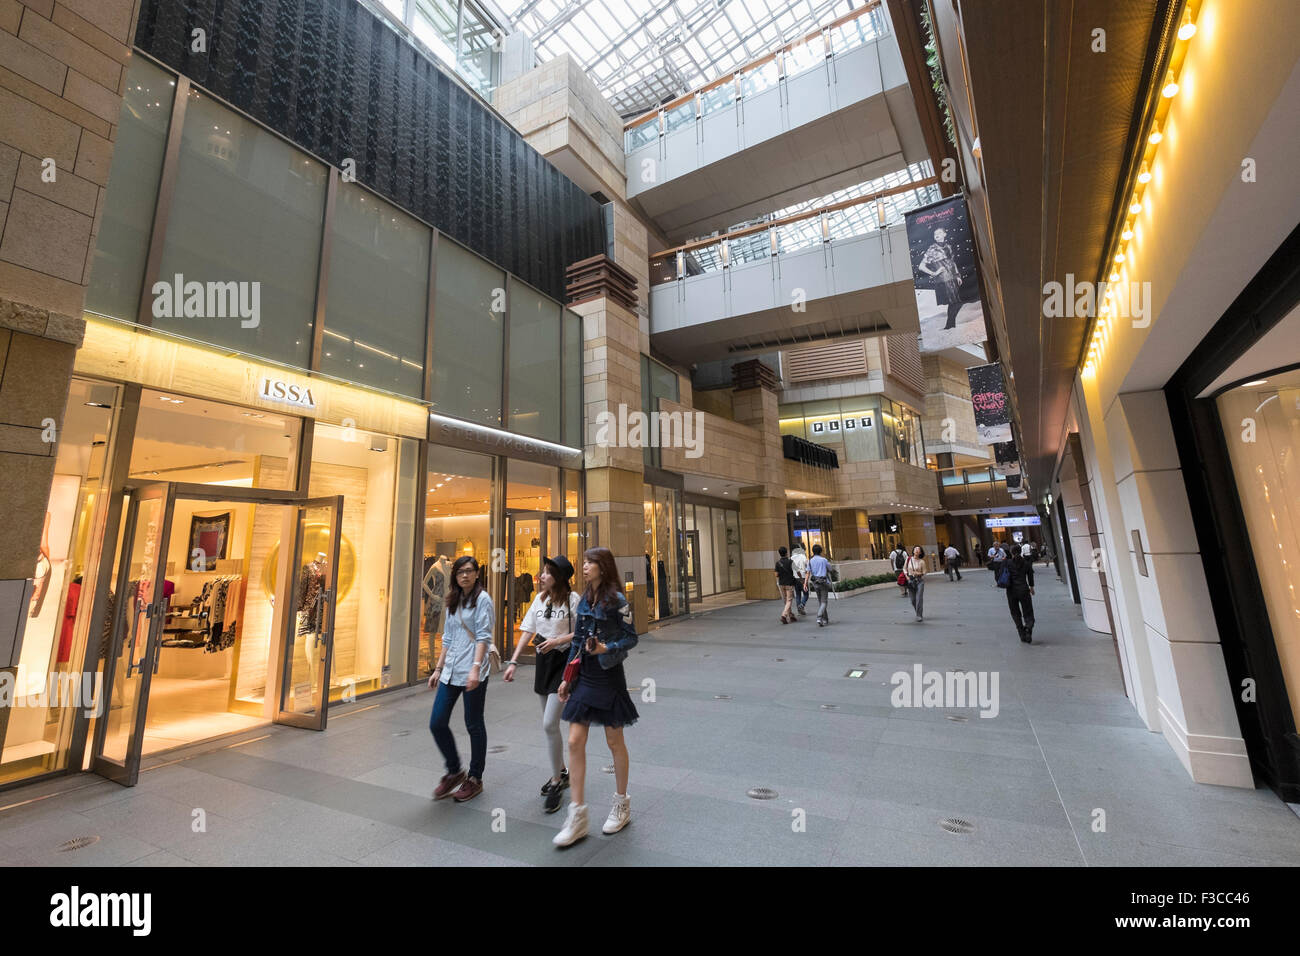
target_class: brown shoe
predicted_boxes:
[453,776,483,803]
[433,770,466,800]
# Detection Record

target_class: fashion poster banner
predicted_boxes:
[993,440,1021,476]
[966,362,1014,444]
[905,196,987,353]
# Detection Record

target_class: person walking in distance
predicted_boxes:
[775,546,798,625]
[502,555,579,814]
[905,546,928,622]
[974,543,984,568]
[986,540,1007,588]
[943,543,962,581]
[805,544,832,628]
[790,544,809,616]
[428,555,494,803]
[553,548,639,847]
[1006,544,1037,643]
[891,543,908,597]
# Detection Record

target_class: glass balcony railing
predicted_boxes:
[649,175,941,287]
[624,1,891,153]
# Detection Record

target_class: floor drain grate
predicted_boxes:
[820,704,838,711]
[601,765,615,774]
[939,818,975,834]
[714,694,732,700]
[945,715,969,723]
[747,787,778,800]
[488,745,508,753]
[57,836,100,852]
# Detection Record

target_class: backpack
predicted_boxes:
[996,563,1012,589]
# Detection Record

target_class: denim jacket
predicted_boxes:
[566,591,638,670]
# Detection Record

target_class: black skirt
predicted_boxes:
[534,646,567,696]
[561,654,639,728]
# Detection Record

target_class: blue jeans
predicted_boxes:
[793,580,807,610]
[429,679,488,779]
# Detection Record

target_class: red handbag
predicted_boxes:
[897,571,907,586]
[562,647,581,686]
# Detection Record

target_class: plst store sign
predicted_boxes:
[259,376,316,410]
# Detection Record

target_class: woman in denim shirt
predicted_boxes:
[553,547,639,846]
[427,555,494,803]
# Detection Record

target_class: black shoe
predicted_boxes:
[544,781,567,814]
[541,768,570,796]
[1025,626,1034,644]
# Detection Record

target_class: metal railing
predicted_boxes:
[624,0,890,153]
[648,175,941,286]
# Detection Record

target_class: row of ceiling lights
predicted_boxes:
[1087,6,1198,375]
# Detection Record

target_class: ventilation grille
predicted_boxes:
[885,334,925,394]
[784,340,869,383]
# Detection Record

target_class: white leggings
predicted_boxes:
[541,692,566,777]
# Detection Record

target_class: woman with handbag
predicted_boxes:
[503,555,580,814]
[552,547,640,847]
[905,546,928,622]
[427,555,494,804]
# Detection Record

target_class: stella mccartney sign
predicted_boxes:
[429,414,583,469]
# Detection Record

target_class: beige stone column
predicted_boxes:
[900,512,940,570]
[0,0,139,708]
[731,365,787,600]
[574,293,649,631]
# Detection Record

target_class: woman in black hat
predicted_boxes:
[503,554,579,814]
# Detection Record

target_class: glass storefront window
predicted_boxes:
[1217,368,1300,730]
[779,403,807,440]
[0,380,116,784]
[564,310,583,448]
[308,423,416,700]
[321,184,430,398]
[86,59,175,323]
[156,89,327,367]
[724,509,743,591]
[421,444,495,677]
[130,389,299,489]
[643,484,684,619]
[507,460,562,513]
[432,238,504,427]
[842,395,883,461]
[564,468,582,518]
[803,399,842,447]
[507,281,562,442]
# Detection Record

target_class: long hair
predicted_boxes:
[542,559,572,607]
[582,547,624,610]
[446,555,484,613]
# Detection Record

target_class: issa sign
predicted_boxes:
[986,516,1041,528]
[259,376,317,410]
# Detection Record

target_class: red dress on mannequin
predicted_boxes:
[57,580,81,663]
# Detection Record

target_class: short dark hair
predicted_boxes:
[778,546,788,557]
[812,544,823,555]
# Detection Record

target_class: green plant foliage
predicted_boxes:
[919,2,957,150]
[832,573,900,593]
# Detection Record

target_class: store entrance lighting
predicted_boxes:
[1137,163,1151,184]
[1148,126,1163,145]
[1177,8,1197,41]
[1162,70,1179,98]
[1114,252,1126,263]
[1121,226,1133,240]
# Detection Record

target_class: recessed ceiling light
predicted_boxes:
[1242,379,1269,387]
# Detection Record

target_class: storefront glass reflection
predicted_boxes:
[1217,368,1300,729]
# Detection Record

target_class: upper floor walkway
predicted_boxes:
[623,1,928,243]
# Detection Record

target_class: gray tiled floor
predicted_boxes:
[3,573,1299,866]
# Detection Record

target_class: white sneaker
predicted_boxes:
[602,794,631,834]
[553,803,588,847]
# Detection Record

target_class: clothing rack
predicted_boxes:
[163,573,243,653]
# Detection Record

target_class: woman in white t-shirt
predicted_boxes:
[503,554,580,814]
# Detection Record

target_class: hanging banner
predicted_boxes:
[993,440,1021,476]
[905,195,988,353]
[966,362,1013,444]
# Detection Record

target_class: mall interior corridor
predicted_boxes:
[3,578,1297,868]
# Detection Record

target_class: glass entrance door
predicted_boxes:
[506,511,547,659]
[91,482,176,786]
[276,496,343,730]
[684,530,701,600]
